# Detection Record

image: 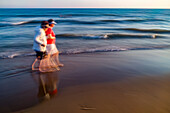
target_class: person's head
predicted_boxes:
[48,19,57,27]
[41,21,49,31]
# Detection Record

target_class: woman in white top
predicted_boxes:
[32,21,49,70]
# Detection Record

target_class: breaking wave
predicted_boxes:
[1,45,170,59]
[0,20,41,27]
[118,28,170,33]
[56,33,161,39]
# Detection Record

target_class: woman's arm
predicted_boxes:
[34,30,44,45]
[47,34,55,39]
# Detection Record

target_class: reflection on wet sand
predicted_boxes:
[32,72,59,102]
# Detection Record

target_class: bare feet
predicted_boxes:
[56,67,60,71]
[58,63,64,67]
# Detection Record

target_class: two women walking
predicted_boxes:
[32,19,63,72]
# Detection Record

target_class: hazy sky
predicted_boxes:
[0,0,170,8]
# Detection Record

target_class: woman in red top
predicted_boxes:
[45,19,63,67]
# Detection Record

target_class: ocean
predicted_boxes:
[0,8,170,59]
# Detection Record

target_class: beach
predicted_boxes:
[0,8,170,113]
[0,49,170,113]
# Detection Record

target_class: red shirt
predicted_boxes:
[45,28,56,44]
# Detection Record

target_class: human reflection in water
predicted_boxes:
[32,72,59,102]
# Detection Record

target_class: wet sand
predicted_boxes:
[1,50,170,113]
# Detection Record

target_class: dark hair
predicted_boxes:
[48,19,54,23]
[41,21,49,26]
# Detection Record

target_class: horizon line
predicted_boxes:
[0,7,170,9]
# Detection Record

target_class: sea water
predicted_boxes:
[0,8,170,58]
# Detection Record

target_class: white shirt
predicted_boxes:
[33,26,47,52]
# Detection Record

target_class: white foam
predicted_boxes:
[1,45,170,59]
[12,21,30,25]
[0,52,35,59]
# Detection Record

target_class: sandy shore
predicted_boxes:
[1,50,170,113]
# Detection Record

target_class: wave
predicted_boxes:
[13,14,59,17]
[98,20,121,22]
[58,18,167,25]
[19,14,97,17]
[63,45,170,54]
[11,20,41,25]
[0,14,61,18]
[103,14,119,16]
[57,20,98,24]
[123,18,166,22]
[0,17,167,27]
[0,13,111,18]
[118,28,170,33]
[0,20,41,27]
[1,45,170,59]
[0,20,98,27]
[0,52,35,59]
[98,18,167,23]
[0,14,99,18]
[61,14,98,17]
[56,33,161,39]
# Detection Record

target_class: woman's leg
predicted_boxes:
[32,58,41,70]
[52,51,64,67]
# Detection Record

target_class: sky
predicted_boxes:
[0,0,170,8]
